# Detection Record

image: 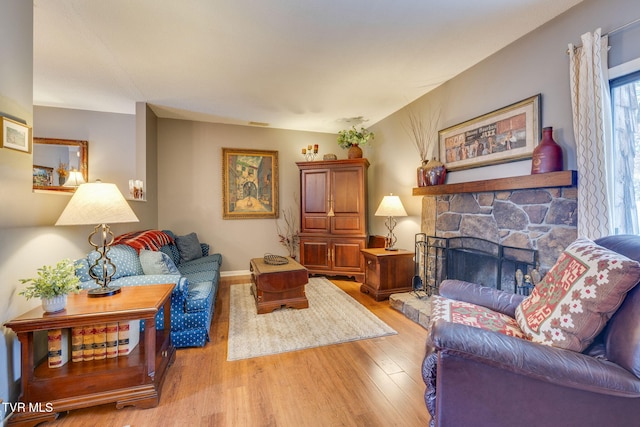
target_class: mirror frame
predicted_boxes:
[33,137,88,193]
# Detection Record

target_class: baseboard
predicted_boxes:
[220,270,251,285]
[220,270,250,277]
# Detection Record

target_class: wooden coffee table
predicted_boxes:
[250,257,309,314]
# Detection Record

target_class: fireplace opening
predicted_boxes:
[448,248,498,288]
[415,234,538,296]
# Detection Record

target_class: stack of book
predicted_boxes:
[49,320,140,368]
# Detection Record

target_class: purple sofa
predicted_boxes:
[422,235,640,427]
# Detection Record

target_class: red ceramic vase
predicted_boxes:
[531,127,563,174]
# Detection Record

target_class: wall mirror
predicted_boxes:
[32,137,88,192]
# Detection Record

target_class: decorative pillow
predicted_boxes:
[430,295,526,338]
[175,232,203,264]
[75,258,91,282]
[87,244,144,280]
[139,249,179,275]
[515,237,640,352]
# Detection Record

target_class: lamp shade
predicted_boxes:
[63,170,86,187]
[374,194,407,217]
[56,182,139,226]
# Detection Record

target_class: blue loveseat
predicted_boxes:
[75,230,222,348]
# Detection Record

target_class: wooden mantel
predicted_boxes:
[412,170,577,196]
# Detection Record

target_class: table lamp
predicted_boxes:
[63,169,86,187]
[56,181,139,297]
[374,193,407,251]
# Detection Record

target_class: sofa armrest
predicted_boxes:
[427,320,640,397]
[438,279,525,317]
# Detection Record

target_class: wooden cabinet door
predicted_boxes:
[300,238,330,270]
[300,169,330,234]
[363,251,381,289]
[331,167,365,235]
[332,239,365,272]
[300,237,365,277]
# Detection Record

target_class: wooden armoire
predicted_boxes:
[297,158,369,282]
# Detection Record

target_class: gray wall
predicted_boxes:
[156,119,338,272]
[367,0,640,252]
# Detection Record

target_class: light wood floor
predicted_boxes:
[47,277,431,427]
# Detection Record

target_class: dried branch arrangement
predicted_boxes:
[275,202,300,258]
[405,109,441,162]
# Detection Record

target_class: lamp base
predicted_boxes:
[88,286,121,298]
[385,247,399,251]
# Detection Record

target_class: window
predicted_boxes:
[610,70,640,234]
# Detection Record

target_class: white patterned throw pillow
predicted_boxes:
[515,237,640,352]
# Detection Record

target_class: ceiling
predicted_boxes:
[33,0,584,134]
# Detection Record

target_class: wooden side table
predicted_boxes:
[3,284,175,426]
[360,248,414,301]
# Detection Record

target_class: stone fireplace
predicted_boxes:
[422,171,577,275]
[393,171,578,327]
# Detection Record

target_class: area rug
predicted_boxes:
[227,277,397,361]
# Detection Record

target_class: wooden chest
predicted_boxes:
[360,248,415,301]
[250,257,309,314]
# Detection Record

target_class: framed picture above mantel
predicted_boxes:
[439,94,541,171]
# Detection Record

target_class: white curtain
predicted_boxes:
[568,28,613,239]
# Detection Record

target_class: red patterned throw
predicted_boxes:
[515,237,640,352]
[430,295,526,338]
[113,229,174,253]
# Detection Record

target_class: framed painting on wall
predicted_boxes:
[1,117,32,153]
[439,94,541,171]
[222,148,279,219]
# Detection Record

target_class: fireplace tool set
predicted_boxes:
[412,233,444,298]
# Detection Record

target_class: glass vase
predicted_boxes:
[424,158,447,186]
[417,160,429,187]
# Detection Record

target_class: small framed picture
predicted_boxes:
[33,165,54,187]
[1,117,32,153]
